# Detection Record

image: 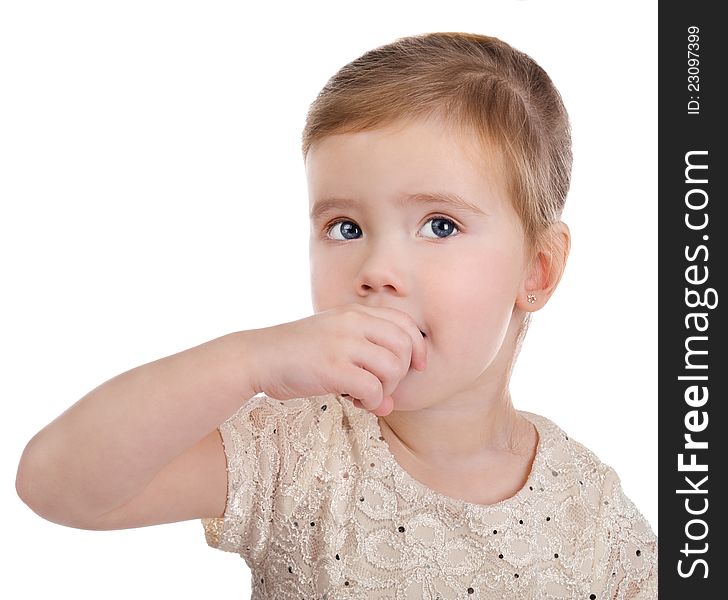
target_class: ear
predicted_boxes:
[516,221,571,312]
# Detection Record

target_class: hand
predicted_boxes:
[250,305,427,416]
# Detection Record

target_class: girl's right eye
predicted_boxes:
[327,220,362,240]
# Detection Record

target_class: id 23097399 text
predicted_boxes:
[687,26,700,115]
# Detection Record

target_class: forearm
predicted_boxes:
[16,330,261,524]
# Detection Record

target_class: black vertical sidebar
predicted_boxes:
[659,2,726,598]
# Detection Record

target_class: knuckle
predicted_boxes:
[396,310,417,329]
[394,329,412,355]
[364,376,383,402]
[381,352,403,380]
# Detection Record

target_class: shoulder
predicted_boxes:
[221,392,374,463]
[520,410,650,524]
[222,393,335,436]
[204,393,368,558]
[522,411,657,596]
[520,411,612,490]
[235,390,367,427]
[227,391,357,423]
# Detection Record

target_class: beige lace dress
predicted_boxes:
[201,393,657,599]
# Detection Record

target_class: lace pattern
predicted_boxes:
[201,394,657,599]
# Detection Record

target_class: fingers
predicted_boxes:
[345,340,409,416]
[359,307,427,373]
[348,395,393,416]
[340,367,385,412]
[372,395,394,416]
[357,340,409,399]
[336,305,428,415]
[383,308,428,373]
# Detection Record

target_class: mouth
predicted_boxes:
[419,330,427,338]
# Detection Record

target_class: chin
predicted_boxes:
[389,379,438,412]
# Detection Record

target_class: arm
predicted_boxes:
[15,330,262,529]
[15,304,426,531]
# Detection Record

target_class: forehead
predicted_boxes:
[305,116,509,214]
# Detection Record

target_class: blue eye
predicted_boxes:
[420,216,459,239]
[327,220,361,240]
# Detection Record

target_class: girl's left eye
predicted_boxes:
[420,216,459,239]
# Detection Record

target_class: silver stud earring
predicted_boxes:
[527,294,536,304]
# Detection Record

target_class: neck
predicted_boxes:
[379,306,534,469]
[378,382,532,470]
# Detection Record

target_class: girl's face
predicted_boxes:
[306,116,533,410]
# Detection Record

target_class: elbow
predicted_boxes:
[15,440,97,530]
[15,439,44,514]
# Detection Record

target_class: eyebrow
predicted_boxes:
[309,191,488,221]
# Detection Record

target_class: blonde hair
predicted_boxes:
[302,32,572,364]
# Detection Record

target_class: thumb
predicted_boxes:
[371,395,394,417]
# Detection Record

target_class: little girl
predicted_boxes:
[17,32,657,599]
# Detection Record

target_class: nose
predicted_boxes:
[355,240,407,297]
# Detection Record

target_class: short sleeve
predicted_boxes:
[200,394,285,565]
[590,467,658,599]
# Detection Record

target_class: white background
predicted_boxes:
[1,1,657,597]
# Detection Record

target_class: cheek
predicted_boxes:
[310,268,330,314]
[309,251,326,312]
[431,250,521,345]
[309,252,348,313]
